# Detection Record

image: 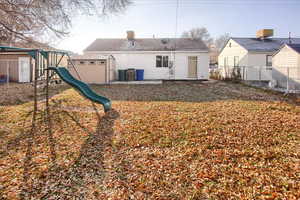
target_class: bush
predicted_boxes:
[209,69,222,80]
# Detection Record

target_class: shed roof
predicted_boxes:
[84,38,208,52]
[231,38,300,52]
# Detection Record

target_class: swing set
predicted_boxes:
[0,46,112,113]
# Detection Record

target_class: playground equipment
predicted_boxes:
[0,46,112,150]
[0,46,111,112]
[48,67,111,112]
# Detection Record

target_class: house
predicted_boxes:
[83,31,209,80]
[272,43,300,90]
[68,55,116,84]
[218,29,300,80]
[0,52,33,83]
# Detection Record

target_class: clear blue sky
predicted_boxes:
[57,0,300,53]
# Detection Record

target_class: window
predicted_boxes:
[234,56,239,67]
[156,55,169,68]
[266,55,272,66]
[156,56,162,67]
[89,61,95,65]
[163,56,169,67]
[79,61,85,65]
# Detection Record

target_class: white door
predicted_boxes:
[18,57,30,82]
[188,56,198,78]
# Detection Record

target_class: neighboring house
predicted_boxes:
[0,53,32,83]
[83,31,209,80]
[272,43,300,90]
[68,55,116,84]
[218,30,300,81]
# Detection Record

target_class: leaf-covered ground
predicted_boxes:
[0,81,299,199]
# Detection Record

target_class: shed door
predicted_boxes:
[18,57,30,82]
[188,56,197,78]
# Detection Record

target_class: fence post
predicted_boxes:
[6,60,9,85]
[287,67,290,93]
[259,66,261,82]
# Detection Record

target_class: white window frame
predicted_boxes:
[156,55,169,68]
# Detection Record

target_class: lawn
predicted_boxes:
[0,81,299,199]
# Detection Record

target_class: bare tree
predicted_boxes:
[215,33,230,50]
[0,0,132,45]
[181,27,213,47]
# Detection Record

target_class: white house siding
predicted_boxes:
[174,52,209,79]
[218,39,248,79]
[112,53,169,80]
[84,51,209,80]
[273,46,298,68]
[272,45,300,89]
[246,53,273,81]
[218,39,272,81]
[218,39,248,67]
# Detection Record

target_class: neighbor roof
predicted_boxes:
[231,37,300,52]
[84,38,208,52]
[286,43,300,54]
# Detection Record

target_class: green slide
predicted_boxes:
[48,67,111,112]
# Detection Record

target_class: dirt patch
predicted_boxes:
[0,83,70,106]
[90,80,294,104]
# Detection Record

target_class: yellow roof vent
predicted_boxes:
[256,29,274,39]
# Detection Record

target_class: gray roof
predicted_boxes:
[84,38,208,52]
[287,43,300,54]
[232,37,300,52]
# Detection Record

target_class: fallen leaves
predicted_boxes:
[0,81,299,199]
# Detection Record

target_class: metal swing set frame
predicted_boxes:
[0,46,81,136]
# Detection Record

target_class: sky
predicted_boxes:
[56,0,300,54]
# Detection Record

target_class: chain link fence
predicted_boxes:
[272,67,300,92]
[214,65,300,93]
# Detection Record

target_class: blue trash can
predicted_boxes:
[136,69,144,81]
[0,75,7,83]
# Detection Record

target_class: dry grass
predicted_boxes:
[0,81,299,199]
[0,82,70,106]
